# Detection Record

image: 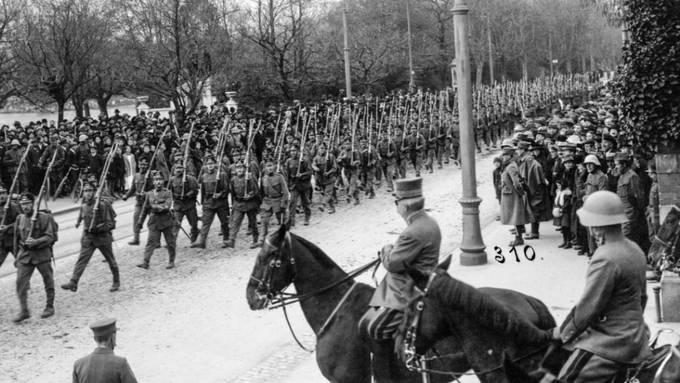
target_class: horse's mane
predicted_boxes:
[291,233,345,271]
[428,271,552,346]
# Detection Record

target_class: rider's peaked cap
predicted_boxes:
[393,177,423,199]
[89,318,118,337]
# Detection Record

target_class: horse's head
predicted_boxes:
[246,223,297,310]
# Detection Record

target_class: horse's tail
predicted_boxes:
[524,294,556,330]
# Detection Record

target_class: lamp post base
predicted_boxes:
[458,196,487,266]
[460,249,488,266]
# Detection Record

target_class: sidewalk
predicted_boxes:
[280,216,680,383]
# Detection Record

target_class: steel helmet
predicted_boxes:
[577,191,627,227]
[583,154,600,167]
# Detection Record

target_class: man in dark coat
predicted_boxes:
[359,177,440,340]
[72,318,138,383]
[554,191,650,381]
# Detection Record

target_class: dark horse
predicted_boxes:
[246,224,556,382]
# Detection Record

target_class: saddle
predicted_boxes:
[536,332,674,383]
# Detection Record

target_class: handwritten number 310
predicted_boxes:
[494,245,536,263]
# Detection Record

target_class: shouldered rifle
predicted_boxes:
[180,121,196,199]
[144,125,172,189]
[89,142,119,232]
[29,150,58,238]
[1,143,31,228]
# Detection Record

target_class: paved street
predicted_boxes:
[1,150,677,383]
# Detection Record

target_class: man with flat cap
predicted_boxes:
[72,318,138,383]
[359,177,440,340]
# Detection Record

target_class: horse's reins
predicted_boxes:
[249,233,380,352]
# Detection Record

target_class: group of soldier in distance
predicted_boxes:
[3,68,673,382]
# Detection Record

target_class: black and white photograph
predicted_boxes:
[1,0,679,381]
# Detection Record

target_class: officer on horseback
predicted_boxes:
[552,190,650,382]
[358,177,441,340]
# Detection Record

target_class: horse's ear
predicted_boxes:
[437,254,452,272]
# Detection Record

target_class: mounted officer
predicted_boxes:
[358,177,440,340]
[552,190,651,382]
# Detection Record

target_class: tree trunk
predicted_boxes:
[57,100,66,123]
[522,55,529,80]
[83,102,91,118]
[566,59,572,74]
[72,95,84,119]
[581,55,587,73]
[475,61,483,87]
[97,97,109,117]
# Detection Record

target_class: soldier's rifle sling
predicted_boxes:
[1,143,32,228]
[29,150,58,238]
[90,142,119,231]
[180,121,196,199]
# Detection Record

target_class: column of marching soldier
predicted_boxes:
[0,73,599,323]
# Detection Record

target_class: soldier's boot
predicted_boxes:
[223,239,235,249]
[128,233,140,246]
[136,255,150,269]
[190,228,199,243]
[13,294,30,323]
[166,252,175,269]
[60,280,78,292]
[110,267,120,292]
[368,188,375,199]
[328,202,336,214]
[41,290,55,319]
[190,235,206,249]
[303,215,310,226]
[250,234,260,249]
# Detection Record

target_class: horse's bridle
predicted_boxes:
[249,232,296,305]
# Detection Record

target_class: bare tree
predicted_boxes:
[0,0,22,108]
[13,0,112,121]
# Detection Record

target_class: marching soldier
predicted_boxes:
[13,192,57,323]
[285,145,312,226]
[312,142,338,213]
[169,162,200,243]
[258,159,289,246]
[403,124,424,177]
[0,186,20,268]
[136,172,176,270]
[226,161,260,249]
[39,134,66,196]
[377,132,397,193]
[339,141,361,205]
[360,138,378,199]
[61,182,119,292]
[122,158,152,245]
[191,155,230,249]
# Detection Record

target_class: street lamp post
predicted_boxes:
[406,0,415,92]
[342,0,352,99]
[453,0,487,266]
